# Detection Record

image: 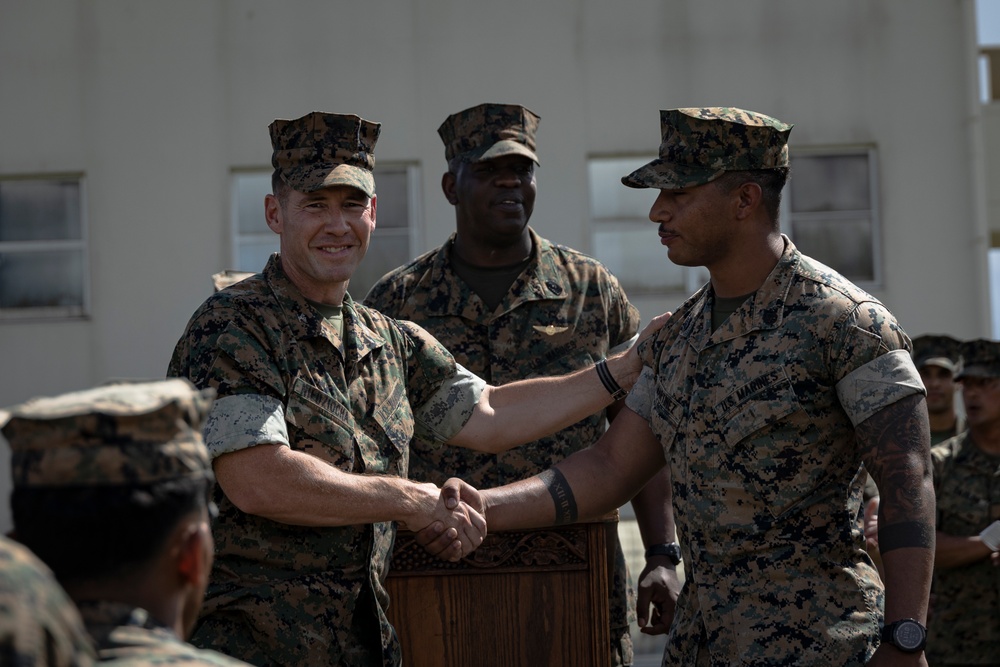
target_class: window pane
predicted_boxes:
[235,173,271,234]
[790,216,874,282]
[0,180,82,242]
[351,233,411,300]
[589,158,658,219]
[593,226,686,292]
[0,250,84,308]
[789,154,870,213]
[374,168,409,229]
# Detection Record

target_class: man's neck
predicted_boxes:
[452,232,532,268]
[709,232,783,298]
[927,409,957,434]
[970,422,1000,455]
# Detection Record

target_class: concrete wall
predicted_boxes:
[0,0,991,531]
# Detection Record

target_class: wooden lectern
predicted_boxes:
[386,513,617,667]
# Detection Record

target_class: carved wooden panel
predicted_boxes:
[386,519,615,667]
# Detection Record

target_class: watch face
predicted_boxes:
[893,621,925,651]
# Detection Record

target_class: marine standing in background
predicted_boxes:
[925,338,1000,667]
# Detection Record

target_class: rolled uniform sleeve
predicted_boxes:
[203,394,290,459]
[412,363,486,444]
[836,349,924,426]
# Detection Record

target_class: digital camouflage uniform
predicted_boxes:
[0,534,96,667]
[926,338,1000,666]
[365,228,640,662]
[78,601,248,666]
[168,254,482,667]
[620,108,924,666]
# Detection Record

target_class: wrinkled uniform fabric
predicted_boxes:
[927,433,1000,665]
[627,237,922,666]
[365,229,641,664]
[168,254,478,667]
[77,601,248,666]
[0,535,95,666]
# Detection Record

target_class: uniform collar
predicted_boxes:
[680,235,800,348]
[421,228,568,320]
[263,254,384,362]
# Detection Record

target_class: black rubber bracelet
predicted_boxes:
[595,359,628,401]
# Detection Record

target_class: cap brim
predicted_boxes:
[916,357,957,372]
[621,158,724,190]
[291,164,376,197]
[467,139,539,165]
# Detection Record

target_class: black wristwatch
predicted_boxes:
[881,618,926,653]
[645,542,682,565]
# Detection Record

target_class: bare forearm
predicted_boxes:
[483,409,665,531]
[631,466,675,548]
[214,444,436,529]
[934,530,992,569]
[453,356,627,452]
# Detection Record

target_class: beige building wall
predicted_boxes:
[0,0,990,526]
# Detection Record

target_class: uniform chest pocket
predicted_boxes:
[718,371,811,517]
[371,379,414,455]
[285,377,356,469]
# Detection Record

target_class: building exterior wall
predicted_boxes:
[0,0,990,533]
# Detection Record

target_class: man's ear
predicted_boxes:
[441,171,458,205]
[369,193,377,228]
[175,521,211,586]
[264,193,283,234]
[734,181,763,221]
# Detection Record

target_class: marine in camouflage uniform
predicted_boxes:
[926,339,1000,666]
[0,534,96,667]
[365,103,647,665]
[2,379,249,667]
[478,107,936,667]
[167,111,650,667]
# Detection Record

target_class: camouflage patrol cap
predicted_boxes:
[1,379,215,488]
[956,338,1000,379]
[622,107,793,190]
[269,112,381,197]
[438,103,540,165]
[911,334,961,372]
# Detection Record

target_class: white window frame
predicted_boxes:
[0,174,89,321]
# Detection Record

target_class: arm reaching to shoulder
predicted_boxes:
[446,313,672,453]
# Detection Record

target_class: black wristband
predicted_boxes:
[645,542,682,565]
[595,358,628,401]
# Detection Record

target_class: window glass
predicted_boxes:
[0,177,87,318]
[786,150,879,286]
[589,156,693,295]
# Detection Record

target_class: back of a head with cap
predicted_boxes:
[3,379,216,584]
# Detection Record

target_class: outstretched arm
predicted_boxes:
[857,393,935,666]
[447,313,671,453]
